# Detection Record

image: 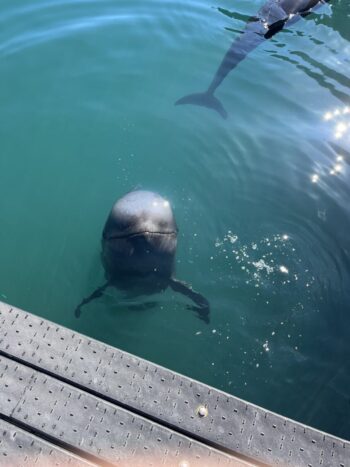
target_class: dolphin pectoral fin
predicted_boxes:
[175,92,228,119]
[169,278,210,324]
[74,282,109,318]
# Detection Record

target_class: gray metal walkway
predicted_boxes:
[0,301,348,466]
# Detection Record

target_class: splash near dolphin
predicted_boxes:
[176,0,329,118]
[74,190,210,323]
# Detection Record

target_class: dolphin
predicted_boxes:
[176,0,329,118]
[74,190,210,323]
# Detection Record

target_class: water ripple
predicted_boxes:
[1,0,349,440]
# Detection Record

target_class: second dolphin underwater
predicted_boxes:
[74,190,210,323]
[176,0,330,118]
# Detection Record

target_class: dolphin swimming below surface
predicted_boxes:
[176,0,330,118]
[74,190,210,323]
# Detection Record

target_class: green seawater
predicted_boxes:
[1,0,349,439]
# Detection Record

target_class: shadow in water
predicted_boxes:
[270,51,350,104]
[126,301,158,311]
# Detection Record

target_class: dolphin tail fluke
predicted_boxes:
[175,92,227,119]
[74,282,109,318]
[169,278,210,324]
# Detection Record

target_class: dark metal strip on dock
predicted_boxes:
[0,355,249,467]
[0,301,349,467]
[0,417,95,466]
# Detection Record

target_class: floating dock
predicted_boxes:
[0,301,348,466]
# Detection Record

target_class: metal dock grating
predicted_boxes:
[0,417,94,466]
[0,301,348,466]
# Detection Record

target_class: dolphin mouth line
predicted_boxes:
[104,230,178,240]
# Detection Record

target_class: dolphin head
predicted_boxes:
[103,190,177,240]
[74,190,210,321]
[102,191,178,288]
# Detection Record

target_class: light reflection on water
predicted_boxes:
[311,105,349,197]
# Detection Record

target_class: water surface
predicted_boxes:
[1,0,350,440]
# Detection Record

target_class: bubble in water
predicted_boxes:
[226,233,238,244]
[252,259,274,274]
[215,238,223,248]
[213,230,316,301]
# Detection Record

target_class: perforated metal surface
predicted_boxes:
[0,302,349,466]
[0,355,249,466]
[0,418,94,466]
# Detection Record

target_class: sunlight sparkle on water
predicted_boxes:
[314,107,349,182]
[330,163,343,175]
[336,122,347,134]
[323,106,350,139]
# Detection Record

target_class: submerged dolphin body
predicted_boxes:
[176,0,328,118]
[74,191,210,323]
